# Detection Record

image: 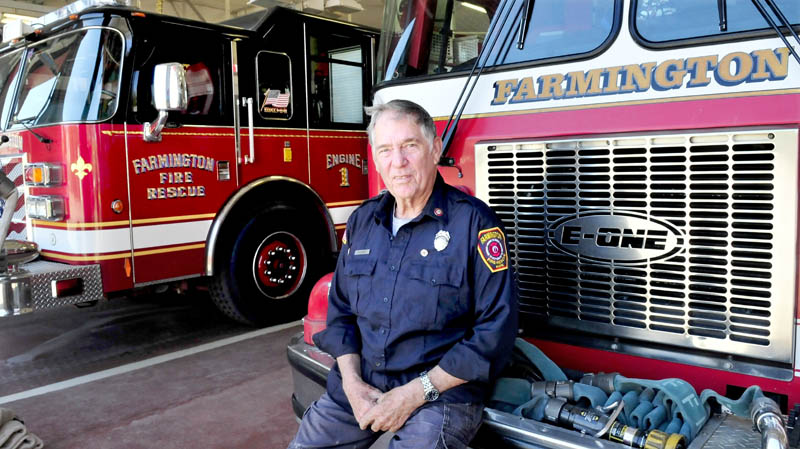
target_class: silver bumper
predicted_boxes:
[287,332,783,449]
[0,260,103,317]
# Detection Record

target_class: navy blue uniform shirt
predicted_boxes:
[314,174,518,411]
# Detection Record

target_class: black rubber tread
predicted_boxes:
[209,203,332,326]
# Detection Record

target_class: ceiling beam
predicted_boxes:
[182,0,206,21]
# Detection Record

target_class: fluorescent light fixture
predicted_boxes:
[460,1,486,13]
[1,13,37,24]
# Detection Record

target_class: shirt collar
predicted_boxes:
[373,173,450,230]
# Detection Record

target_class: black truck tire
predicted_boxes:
[210,204,330,326]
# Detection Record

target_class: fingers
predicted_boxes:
[358,408,375,430]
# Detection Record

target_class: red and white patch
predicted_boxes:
[477,227,508,272]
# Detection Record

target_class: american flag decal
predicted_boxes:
[261,89,290,109]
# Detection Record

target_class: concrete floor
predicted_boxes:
[0,296,302,449]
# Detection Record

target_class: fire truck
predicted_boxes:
[288,0,800,448]
[0,0,377,325]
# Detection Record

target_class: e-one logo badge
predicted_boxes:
[547,211,684,264]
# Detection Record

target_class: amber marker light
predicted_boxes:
[131,12,146,17]
[111,199,124,214]
[26,166,44,184]
[69,14,78,20]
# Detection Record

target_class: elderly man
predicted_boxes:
[288,99,518,449]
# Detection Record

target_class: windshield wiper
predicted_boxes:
[440,0,517,164]
[517,0,535,49]
[750,0,800,66]
[717,0,727,31]
[13,118,51,144]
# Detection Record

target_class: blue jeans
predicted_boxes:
[288,392,483,449]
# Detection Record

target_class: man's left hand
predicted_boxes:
[358,379,424,432]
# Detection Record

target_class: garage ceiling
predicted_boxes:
[0,0,385,28]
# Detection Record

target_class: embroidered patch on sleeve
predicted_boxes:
[477,227,508,272]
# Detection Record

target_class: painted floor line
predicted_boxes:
[0,320,302,405]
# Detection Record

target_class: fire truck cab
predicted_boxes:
[288,0,800,448]
[0,0,377,325]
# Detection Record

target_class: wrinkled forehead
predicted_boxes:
[374,113,423,139]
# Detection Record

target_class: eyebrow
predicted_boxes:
[376,137,420,151]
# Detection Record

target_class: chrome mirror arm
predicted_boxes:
[143,110,169,142]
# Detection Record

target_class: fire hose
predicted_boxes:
[0,408,43,449]
[543,398,686,449]
[490,338,790,449]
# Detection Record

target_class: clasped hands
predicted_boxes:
[342,376,425,433]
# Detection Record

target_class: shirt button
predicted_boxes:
[383,297,388,303]
[390,265,396,271]
[375,361,381,367]
[432,279,436,285]
[380,329,386,334]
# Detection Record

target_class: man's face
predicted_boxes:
[372,112,441,204]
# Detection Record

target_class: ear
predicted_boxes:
[431,136,443,162]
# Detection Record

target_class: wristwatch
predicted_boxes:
[420,371,440,402]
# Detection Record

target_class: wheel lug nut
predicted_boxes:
[290,256,296,261]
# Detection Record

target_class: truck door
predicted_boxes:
[126,21,238,285]
[306,24,373,230]
[234,20,309,187]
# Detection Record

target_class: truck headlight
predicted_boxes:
[24,163,63,187]
[26,195,65,220]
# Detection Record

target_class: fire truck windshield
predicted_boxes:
[635,0,799,43]
[377,0,499,81]
[0,27,123,131]
[377,0,619,83]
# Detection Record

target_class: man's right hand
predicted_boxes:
[342,376,383,423]
[336,354,383,424]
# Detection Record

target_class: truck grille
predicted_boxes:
[476,128,797,365]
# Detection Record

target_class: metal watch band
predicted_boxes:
[420,370,439,401]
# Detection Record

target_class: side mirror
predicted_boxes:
[144,62,187,142]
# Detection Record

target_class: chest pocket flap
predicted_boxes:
[345,255,378,276]
[344,255,377,315]
[407,259,464,287]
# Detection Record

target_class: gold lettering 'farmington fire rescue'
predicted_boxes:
[132,153,216,174]
[131,153,215,200]
[492,48,790,106]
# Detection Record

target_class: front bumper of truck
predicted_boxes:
[287,331,790,449]
[0,260,104,317]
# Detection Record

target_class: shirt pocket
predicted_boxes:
[343,255,377,315]
[406,258,466,326]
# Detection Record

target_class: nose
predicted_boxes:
[390,146,408,166]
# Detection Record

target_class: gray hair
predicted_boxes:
[365,99,438,151]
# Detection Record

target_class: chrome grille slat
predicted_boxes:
[476,128,797,365]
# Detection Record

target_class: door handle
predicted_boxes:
[244,97,255,164]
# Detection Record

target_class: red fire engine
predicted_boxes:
[0,0,377,325]
[289,0,800,448]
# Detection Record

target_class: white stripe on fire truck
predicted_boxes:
[32,220,213,254]
[32,213,217,229]
[33,205,357,256]
[329,205,358,225]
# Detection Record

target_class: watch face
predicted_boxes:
[425,389,439,401]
